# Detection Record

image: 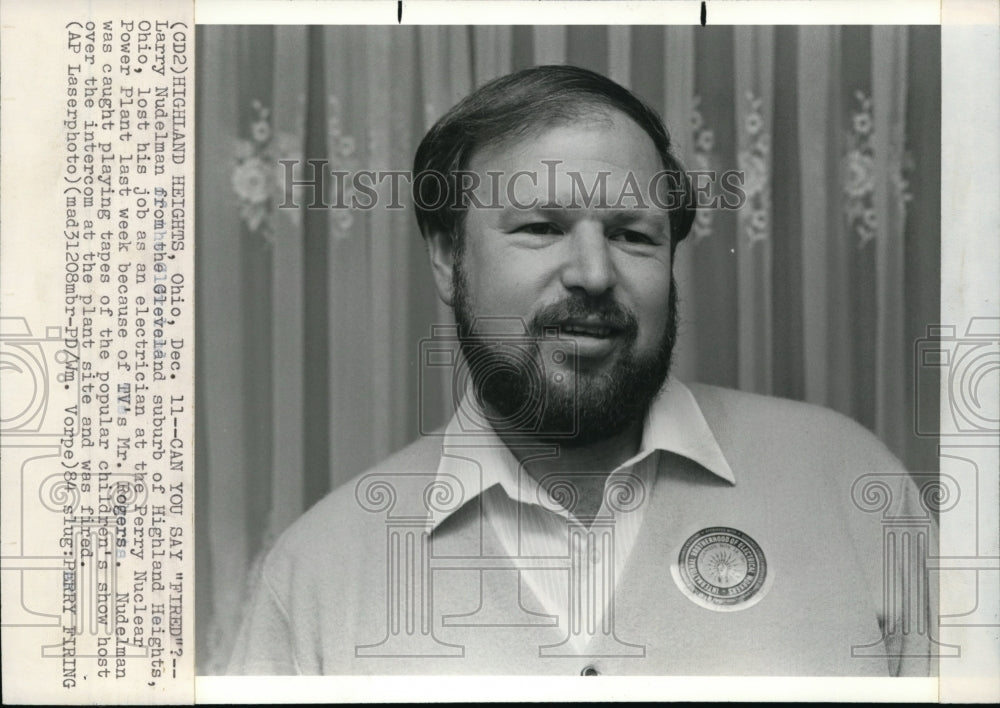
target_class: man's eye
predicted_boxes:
[515,222,563,236]
[610,230,655,245]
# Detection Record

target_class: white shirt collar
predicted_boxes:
[427,377,735,530]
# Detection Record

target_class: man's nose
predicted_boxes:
[559,223,617,296]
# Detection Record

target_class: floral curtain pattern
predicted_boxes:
[195,25,941,673]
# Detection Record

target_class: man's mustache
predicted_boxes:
[530,294,639,340]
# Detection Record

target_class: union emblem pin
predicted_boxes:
[670,526,771,612]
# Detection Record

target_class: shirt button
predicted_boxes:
[580,665,599,676]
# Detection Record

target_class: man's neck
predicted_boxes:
[497,419,644,523]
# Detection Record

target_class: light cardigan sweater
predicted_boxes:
[228,383,936,676]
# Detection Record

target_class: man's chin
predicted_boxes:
[478,353,665,443]
[531,386,643,445]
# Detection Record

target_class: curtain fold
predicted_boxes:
[197,26,248,674]
[797,26,834,407]
[733,27,775,395]
[268,26,308,538]
[533,25,567,65]
[608,26,632,87]
[196,25,940,674]
[325,27,371,490]
[366,28,396,464]
[871,27,910,456]
[474,26,514,85]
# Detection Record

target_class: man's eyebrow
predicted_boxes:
[602,210,670,229]
[504,201,669,223]
[510,204,670,227]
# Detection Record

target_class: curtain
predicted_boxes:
[195,25,941,674]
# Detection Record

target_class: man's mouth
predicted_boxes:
[561,322,615,338]
[554,319,625,358]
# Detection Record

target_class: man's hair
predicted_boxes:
[412,64,696,249]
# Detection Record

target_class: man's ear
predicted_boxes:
[425,230,457,306]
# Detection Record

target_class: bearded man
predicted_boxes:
[229,65,935,677]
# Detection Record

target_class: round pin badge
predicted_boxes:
[670,526,771,612]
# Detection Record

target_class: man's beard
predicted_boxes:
[451,258,678,447]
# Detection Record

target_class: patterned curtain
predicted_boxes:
[195,25,941,673]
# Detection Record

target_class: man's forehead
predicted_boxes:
[466,108,661,174]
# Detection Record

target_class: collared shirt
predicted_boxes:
[428,377,735,653]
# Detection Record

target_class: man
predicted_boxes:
[229,65,936,676]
